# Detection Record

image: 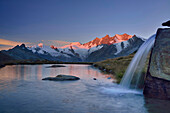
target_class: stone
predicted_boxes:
[144,28,170,100]
[107,77,111,79]
[162,20,170,27]
[46,65,66,68]
[93,78,97,80]
[149,28,170,80]
[42,74,80,81]
[0,64,5,68]
[144,72,170,100]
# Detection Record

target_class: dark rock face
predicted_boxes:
[144,28,170,100]
[0,64,5,68]
[162,20,170,27]
[42,75,80,81]
[144,72,170,100]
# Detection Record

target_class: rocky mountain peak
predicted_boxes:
[115,33,132,40]
[83,33,133,48]
[70,42,81,46]
[94,37,100,40]
[50,45,57,49]
[20,44,26,48]
[104,34,110,38]
[38,43,43,48]
[162,20,170,27]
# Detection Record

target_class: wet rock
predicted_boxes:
[93,78,97,80]
[92,64,97,67]
[46,65,66,68]
[42,74,80,81]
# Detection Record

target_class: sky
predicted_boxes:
[0,0,170,43]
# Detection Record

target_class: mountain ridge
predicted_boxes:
[0,33,145,63]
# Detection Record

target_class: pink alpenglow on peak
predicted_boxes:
[53,33,135,60]
[38,43,43,48]
[83,33,134,48]
[59,42,89,49]
[70,42,81,46]
[58,33,134,50]
[50,45,57,49]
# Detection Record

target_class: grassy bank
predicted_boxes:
[93,54,135,83]
[93,53,150,83]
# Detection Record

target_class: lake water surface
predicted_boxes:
[0,64,169,113]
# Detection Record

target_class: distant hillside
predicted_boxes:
[0,44,59,65]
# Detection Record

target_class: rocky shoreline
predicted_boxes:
[0,64,5,68]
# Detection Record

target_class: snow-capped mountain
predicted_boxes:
[26,33,144,62]
[86,35,144,62]
[31,40,72,47]
[83,33,133,48]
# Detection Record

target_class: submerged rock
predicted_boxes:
[42,75,80,81]
[46,65,66,68]
[107,77,111,79]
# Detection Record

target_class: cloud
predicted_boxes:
[0,38,72,51]
[0,39,32,50]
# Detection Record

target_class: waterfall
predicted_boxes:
[120,34,156,89]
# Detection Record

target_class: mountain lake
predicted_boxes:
[0,64,169,113]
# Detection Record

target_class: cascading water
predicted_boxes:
[120,34,156,89]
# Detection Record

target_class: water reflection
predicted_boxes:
[0,64,113,91]
[35,65,43,80]
[46,64,114,80]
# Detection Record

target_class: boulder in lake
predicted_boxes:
[42,74,80,81]
[46,65,66,68]
[93,78,97,80]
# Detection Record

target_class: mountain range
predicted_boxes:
[0,33,145,64]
